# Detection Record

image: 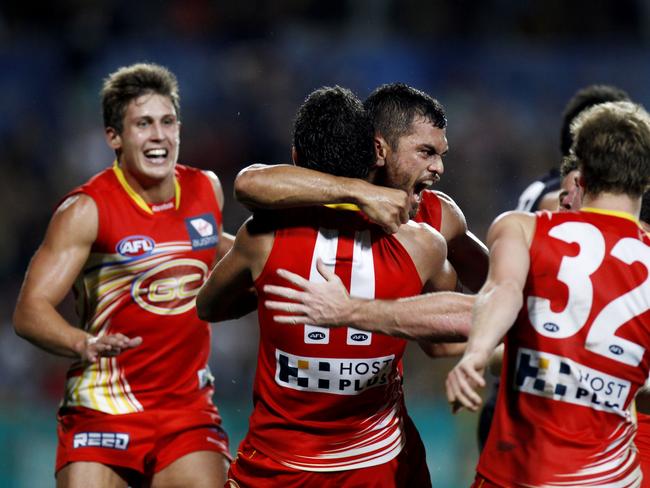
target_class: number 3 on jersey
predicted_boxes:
[304,228,374,346]
[528,221,650,366]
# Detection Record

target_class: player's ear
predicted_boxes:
[105,127,122,151]
[373,135,388,168]
[576,173,585,191]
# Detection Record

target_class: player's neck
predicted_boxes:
[120,166,176,204]
[581,192,641,220]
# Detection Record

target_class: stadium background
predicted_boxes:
[1,1,649,485]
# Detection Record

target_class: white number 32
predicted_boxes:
[528,222,650,366]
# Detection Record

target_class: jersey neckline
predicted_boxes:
[112,161,181,215]
[580,207,639,225]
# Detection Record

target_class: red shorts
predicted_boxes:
[56,406,231,476]
[227,415,431,488]
[471,473,504,488]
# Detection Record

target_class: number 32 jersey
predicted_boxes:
[479,208,650,487]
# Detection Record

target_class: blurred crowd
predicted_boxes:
[1,0,650,485]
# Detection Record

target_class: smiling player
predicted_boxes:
[13,63,233,488]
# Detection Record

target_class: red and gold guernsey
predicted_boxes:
[413,190,443,231]
[479,208,650,487]
[61,162,221,415]
[248,206,423,472]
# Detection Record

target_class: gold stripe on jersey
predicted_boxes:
[581,207,639,224]
[65,358,143,414]
[324,203,361,211]
[112,161,181,214]
[65,243,194,414]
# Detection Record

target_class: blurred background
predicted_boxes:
[1,0,650,485]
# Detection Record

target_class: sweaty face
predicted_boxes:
[109,93,180,188]
[382,117,447,218]
[559,170,582,212]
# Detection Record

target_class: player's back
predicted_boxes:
[248,206,426,471]
[479,208,650,486]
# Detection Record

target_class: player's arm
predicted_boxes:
[265,226,473,342]
[410,224,470,355]
[445,211,533,412]
[13,195,142,362]
[196,216,272,322]
[234,163,409,233]
[203,170,234,261]
[436,191,489,293]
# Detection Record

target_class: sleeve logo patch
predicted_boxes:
[185,213,219,250]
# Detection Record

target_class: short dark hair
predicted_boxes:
[364,83,446,150]
[571,101,650,198]
[101,63,180,133]
[293,86,375,179]
[560,84,630,156]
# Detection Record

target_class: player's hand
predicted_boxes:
[357,184,409,234]
[445,351,488,413]
[264,258,352,326]
[76,333,143,363]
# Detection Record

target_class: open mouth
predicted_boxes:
[144,148,168,164]
[414,179,434,195]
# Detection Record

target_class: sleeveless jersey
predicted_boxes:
[248,207,423,472]
[61,163,222,414]
[478,209,650,487]
[414,189,443,231]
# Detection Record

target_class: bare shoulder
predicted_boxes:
[201,169,225,208]
[54,193,98,226]
[396,220,447,261]
[433,190,468,237]
[48,193,98,246]
[201,169,223,190]
[488,211,536,246]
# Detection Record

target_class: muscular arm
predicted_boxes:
[265,224,474,342]
[13,195,141,361]
[234,164,410,233]
[437,191,489,292]
[445,212,533,412]
[196,217,273,322]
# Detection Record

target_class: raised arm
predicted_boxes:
[234,164,410,233]
[13,195,142,362]
[436,191,489,292]
[445,211,534,412]
[196,216,273,322]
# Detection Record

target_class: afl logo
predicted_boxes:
[350,333,369,342]
[543,322,559,333]
[132,258,208,315]
[308,331,326,341]
[117,235,155,257]
[609,345,624,356]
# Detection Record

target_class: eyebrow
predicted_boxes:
[134,113,177,121]
[420,143,448,155]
